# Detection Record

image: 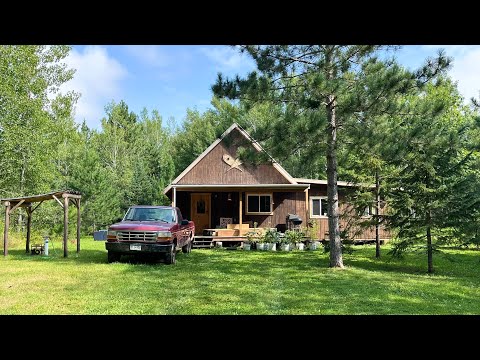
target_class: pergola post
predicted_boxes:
[76,198,81,253]
[173,186,177,207]
[26,205,32,253]
[239,192,242,225]
[63,194,69,257]
[3,201,10,256]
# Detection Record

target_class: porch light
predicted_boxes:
[227,193,232,201]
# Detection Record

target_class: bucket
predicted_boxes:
[296,242,305,251]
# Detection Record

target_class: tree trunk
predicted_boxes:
[375,170,381,258]
[426,210,433,273]
[326,94,343,268]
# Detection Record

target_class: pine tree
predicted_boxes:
[212,45,450,268]
[386,79,480,273]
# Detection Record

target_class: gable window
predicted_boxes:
[246,193,273,215]
[310,196,328,218]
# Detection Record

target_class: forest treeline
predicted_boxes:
[1,45,479,271]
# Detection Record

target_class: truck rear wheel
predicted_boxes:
[165,244,176,265]
[108,251,121,263]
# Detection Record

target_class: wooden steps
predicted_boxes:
[193,235,246,249]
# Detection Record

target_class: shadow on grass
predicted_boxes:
[4,246,480,314]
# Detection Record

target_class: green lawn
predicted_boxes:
[1,236,479,314]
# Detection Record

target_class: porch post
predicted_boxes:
[239,192,242,225]
[305,188,309,219]
[173,186,177,207]
[3,201,10,256]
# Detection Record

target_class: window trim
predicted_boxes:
[245,193,273,215]
[360,205,377,218]
[310,196,328,218]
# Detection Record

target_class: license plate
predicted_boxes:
[130,244,141,251]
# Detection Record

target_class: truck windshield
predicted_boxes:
[124,208,175,223]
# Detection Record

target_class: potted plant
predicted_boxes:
[305,219,321,250]
[280,230,293,251]
[262,228,279,251]
[244,230,258,251]
[284,230,305,250]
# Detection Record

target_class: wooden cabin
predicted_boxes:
[164,123,389,246]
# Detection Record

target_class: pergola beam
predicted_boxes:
[9,199,25,213]
[52,194,64,208]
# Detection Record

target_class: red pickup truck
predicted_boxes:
[105,205,195,264]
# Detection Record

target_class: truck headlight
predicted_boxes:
[107,230,117,237]
[157,231,172,238]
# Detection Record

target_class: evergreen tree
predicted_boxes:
[386,79,480,273]
[212,45,450,268]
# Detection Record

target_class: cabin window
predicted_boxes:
[310,196,328,218]
[246,193,273,215]
[197,199,206,214]
[360,205,377,217]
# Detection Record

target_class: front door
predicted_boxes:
[191,193,211,235]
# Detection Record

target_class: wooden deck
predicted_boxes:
[193,235,247,248]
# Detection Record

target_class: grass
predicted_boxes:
[1,236,480,314]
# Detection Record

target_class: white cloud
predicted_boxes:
[199,46,255,73]
[449,47,480,102]
[124,45,171,67]
[59,46,128,129]
[420,45,480,102]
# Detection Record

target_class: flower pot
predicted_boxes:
[280,243,291,251]
[266,242,276,251]
[296,242,305,251]
[257,243,266,251]
[308,241,320,250]
[243,243,251,251]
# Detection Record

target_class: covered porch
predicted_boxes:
[165,184,309,248]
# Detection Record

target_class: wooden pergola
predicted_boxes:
[2,190,81,257]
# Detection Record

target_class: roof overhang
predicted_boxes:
[294,178,374,188]
[164,183,309,195]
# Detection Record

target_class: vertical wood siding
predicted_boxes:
[178,129,290,185]
[307,184,391,240]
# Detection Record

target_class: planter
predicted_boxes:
[266,242,276,251]
[308,241,320,251]
[243,243,251,251]
[280,243,291,251]
[296,242,305,251]
[215,241,223,248]
[257,243,267,251]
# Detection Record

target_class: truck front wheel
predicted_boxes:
[165,244,176,265]
[108,251,121,263]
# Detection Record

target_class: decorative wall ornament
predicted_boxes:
[222,154,243,172]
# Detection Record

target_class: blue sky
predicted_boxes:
[61,45,480,130]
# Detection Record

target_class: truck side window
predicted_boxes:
[176,209,182,223]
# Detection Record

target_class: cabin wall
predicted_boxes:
[307,184,390,241]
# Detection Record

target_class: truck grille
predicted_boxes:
[117,231,157,242]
